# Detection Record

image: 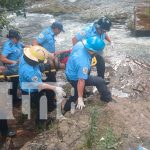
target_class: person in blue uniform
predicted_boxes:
[0,29,24,75]
[32,21,65,111]
[72,17,113,81]
[19,45,65,125]
[32,21,64,53]
[0,29,24,106]
[64,36,112,111]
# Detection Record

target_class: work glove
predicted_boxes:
[76,97,85,110]
[110,41,114,49]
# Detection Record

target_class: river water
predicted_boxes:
[1,12,149,63]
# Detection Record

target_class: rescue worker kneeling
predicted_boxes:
[64,36,112,111]
[19,45,66,125]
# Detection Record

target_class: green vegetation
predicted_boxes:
[98,128,121,150]
[144,7,150,18]
[85,107,99,149]
[79,106,121,150]
[0,12,10,34]
[0,0,25,12]
[0,0,25,33]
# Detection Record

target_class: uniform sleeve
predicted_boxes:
[77,64,89,80]
[75,29,87,42]
[1,43,11,57]
[36,32,46,45]
[19,42,25,48]
[22,71,42,90]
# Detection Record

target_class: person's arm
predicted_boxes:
[38,83,55,91]
[32,32,46,46]
[24,70,65,97]
[32,39,40,46]
[105,32,111,43]
[105,33,114,48]
[76,64,89,110]
[77,79,85,97]
[72,36,78,45]
[72,29,87,45]
[0,55,17,64]
[38,83,66,98]
[76,79,85,110]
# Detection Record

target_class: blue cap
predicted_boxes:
[51,21,65,32]
[7,29,21,40]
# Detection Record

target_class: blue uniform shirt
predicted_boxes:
[19,56,42,93]
[75,23,106,41]
[2,39,24,61]
[66,42,91,81]
[2,39,24,74]
[36,27,55,53]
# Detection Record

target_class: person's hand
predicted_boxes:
[76,97,85,110]
[110,41,114,49]
[12,60,17,64]
[11,60,18,66]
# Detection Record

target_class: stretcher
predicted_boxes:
[0,69,57,81]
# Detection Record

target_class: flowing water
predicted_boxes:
[1,13,150,63]
[0,0,149,99]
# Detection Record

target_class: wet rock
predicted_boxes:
[26,0,142,22]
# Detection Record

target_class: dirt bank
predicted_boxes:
[17,56,150,150]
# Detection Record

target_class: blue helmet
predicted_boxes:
[83,36,105,53]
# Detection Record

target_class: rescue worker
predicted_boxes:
[19,45,65,124]
[72,17,113,81]
[64,36,112,111]
[0,29,24,75]
[32,21,64,53]
[32,21,65,111]
[32,21,65,81]
[0,29,24,106]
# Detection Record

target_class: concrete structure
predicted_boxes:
[133,5,150,36]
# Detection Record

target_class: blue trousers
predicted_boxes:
[64,75,112,111]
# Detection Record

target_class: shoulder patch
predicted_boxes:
[38,33,44,39]
[83,67,88,74]
[32,76,38,82]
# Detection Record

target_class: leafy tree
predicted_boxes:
[0,0,25,12]
[0,0,25,34]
